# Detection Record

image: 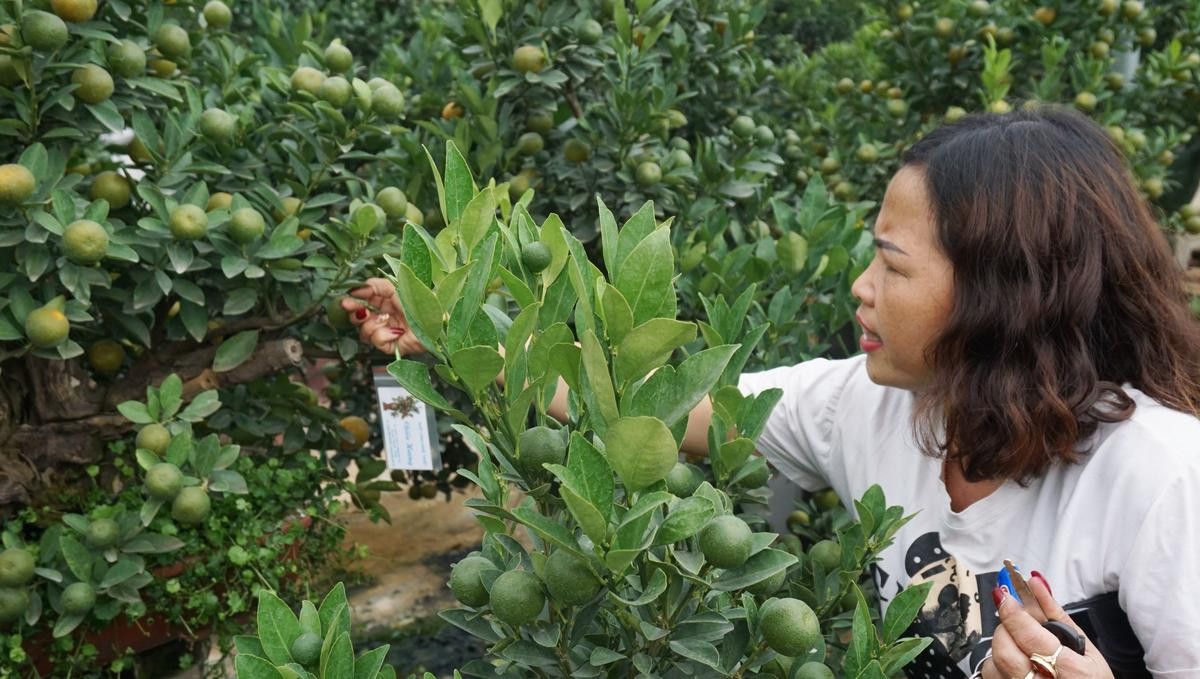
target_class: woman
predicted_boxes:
[346,106,1200,678]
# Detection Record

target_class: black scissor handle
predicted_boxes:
[1043,619,1088,655]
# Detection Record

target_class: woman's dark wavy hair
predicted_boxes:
[901,104,1200,484]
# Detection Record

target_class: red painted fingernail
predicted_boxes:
[355,308,368,320]
[1031,571,1052,596]
[390,328,405,336]
[992,586,1005,607]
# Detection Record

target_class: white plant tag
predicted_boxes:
[372,366,441,471]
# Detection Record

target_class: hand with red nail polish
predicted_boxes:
[1031,570,1052,596]
[980,572,1113,679]
[341,277,427,356]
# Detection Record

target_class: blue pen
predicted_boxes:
[997,559,1085,655]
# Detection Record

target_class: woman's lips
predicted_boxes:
[855,313,882,341]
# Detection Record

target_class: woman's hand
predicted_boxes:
[981,573,1114,679]
[342,277,427,356]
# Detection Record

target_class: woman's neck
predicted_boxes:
[941,458,1005,512]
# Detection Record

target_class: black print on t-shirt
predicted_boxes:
[871,531,1004,679]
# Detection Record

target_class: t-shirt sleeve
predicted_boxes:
[736,356,864,492]
[1117,464,1200,675]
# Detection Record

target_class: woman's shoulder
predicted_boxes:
[1108,387,1200,458]
[1083,387,1200,485]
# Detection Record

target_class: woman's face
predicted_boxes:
[850,165,955,391]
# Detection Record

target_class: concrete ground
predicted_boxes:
[174,484,490,677]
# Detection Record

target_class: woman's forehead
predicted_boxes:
[878,167,933,237]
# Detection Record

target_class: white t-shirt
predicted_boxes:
[738,354,1200,678]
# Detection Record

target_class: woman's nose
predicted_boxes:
[850,262,872,305]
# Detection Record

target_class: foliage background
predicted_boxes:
[1,0,1198,675]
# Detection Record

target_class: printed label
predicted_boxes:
[372,366,441,470]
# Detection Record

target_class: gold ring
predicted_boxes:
[1029,645,1064,677]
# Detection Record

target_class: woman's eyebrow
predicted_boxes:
[874,237,909,256]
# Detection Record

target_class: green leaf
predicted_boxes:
[18,144,48,179]
[354,644,389,679]
[856,660,889,679]
[234,635,267,659]
[52,612,86,638]
[544,433,613,546]
[320,631,355,679]
[392,261,444,352]
[629,345,739,427]
[59,535,93,581]
[554,483,607,547]
[480,0,503,33]
[880,637,934,677]
[318,583,350,637]
[443,141,476,224]
[589,647,625,666]
[668,638,722,670]
[603,416,678,492]
[597,280,633,345]
[653,496,716,546]
[511,503,587,559]
[62,514,89,535]
[257,589,302,665]
[498,266,534,309]
[98,557,141,588]
[179,390,220,422]
[400,226,434,286]
[715,438,755,478]
[502,640,558,667]
[882,580,933,644]
[845,589,874,676]
[134,449,159,471]
[711,548,797,591]
[538,213,570,286]
[447,234,498,351]
[386,359,464,419]
[614,227,675,326]
[209,469,248,494]
[567,433,614,521]
[122,533,183,554]
[351,204,380,237]
[458,186,496,256]
[212,330,259,372]
[597,197,620,280]
[580,330,618,429]
[423,146,449,230]
[503,303,539,395]
[158,374,183,419]
[611,568,667,606]
[613,201,658,276]
[439,608,503,643]
[87,101,125,132]
[299,601,321,637]
[610,505,665,575]
[449,345,503,396]
[139,498,162,526]
[117,401,154,424]
[614,319,696,385]
[433,264,473,314]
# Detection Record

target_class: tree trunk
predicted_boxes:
[0,337,305,512]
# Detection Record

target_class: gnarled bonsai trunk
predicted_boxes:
[0,337,304,512]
